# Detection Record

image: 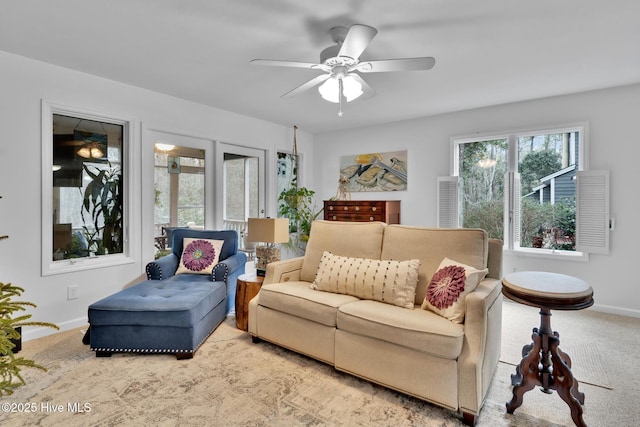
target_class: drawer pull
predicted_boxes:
[355,206,360,211]
[344,206,348,210]
[332,215,337,220]
[370,216,374,221]
[372,207,377,211]
[329,206,334,210]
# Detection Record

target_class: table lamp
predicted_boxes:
[247,218,289,276]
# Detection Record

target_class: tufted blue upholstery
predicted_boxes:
[145,229,246,314]
[88,280,227,358]
[86,229,246,358]
[89,280,226,327]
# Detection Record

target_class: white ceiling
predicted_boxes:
[2,0,639,134]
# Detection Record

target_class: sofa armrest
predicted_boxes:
[213,252,247,283]
[264,256,304,285]
[146,253,180,280]
[487,238,503,279]
[457,277,503,415]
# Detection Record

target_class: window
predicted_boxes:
[154,146,205,227]
[223,153,259,223]
[277,151,298,212]
[153,145,205,251]
[517,131,580,251]
[443,124,609,258]
[456,138,508,241]
[215,143,265,236]
[42,102,133,274]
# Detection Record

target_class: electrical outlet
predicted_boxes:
[67,285,79,300]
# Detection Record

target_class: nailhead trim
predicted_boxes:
[213,263,229,283]
[145,262,163,280]
[90,325,217,356]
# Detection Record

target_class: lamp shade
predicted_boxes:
[247,218,289,243]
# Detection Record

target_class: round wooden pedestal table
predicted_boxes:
[235,274,264,331]
[501,271,593,427]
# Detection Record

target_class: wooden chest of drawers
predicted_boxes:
[323,200,400,224]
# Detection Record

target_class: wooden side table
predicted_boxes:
[502,271,593,427]
[235,274,264,331]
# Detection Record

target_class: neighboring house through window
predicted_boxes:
[439,123,609,258]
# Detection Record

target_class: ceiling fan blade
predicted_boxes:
[338,24,377,60]
[282,74,331,98]
[356,57,436,73]
[251,59,321,69]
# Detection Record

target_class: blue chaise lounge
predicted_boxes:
[87,229,246,359]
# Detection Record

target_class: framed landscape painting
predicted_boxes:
[340,150,408,192]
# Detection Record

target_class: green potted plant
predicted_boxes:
[81,162,123,255]
[277,186,323,251]
[0,197,59,396]
[0,283,59,396]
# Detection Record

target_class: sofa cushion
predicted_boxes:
[176,238,224,275]
[259,281,360,327]
[312,251,420,309]
[337,300,464,359]
[301,221,386,283]
[381,225,488,305]
[421,258,488,323]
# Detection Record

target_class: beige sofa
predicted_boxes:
[248,221,503,425]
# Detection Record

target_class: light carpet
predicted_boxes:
[1,300,638,427]
[499,300,612,389]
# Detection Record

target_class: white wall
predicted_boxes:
[314,84,640,317]
[0,51,314,340]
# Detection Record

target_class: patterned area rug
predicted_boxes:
[2,319,470,426]
[1,301,638,426]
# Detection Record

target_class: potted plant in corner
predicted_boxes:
[277,186,323,253]
[0,282,59,396]
[0,200,58,396]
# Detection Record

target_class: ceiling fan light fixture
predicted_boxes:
[77,144,105,159]
[155,143,175,152]
[318,75,363,103]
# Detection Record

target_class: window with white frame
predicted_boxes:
[223,153,259,223]
[42,102,133,275]
[154,145,206,229]
[440,124,609,257]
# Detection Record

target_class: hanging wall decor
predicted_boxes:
[340,150,408,192]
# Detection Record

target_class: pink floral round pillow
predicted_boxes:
[426,264,467,310]
[421,258,488,323]
[176,238,224,275]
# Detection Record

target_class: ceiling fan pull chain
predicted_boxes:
[338,78,344,117]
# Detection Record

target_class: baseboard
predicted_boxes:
[591,303,640,319]
[22,316,88,342]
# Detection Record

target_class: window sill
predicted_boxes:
[42,253,135,276]
[504,247,589,262]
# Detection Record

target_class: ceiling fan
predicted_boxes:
[251,24,435,116]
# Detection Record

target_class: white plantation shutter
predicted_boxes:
[437,176,458,228]
[576,170,610,254]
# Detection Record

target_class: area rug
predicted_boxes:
[2,301,638,427]
[1,320,469,426]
